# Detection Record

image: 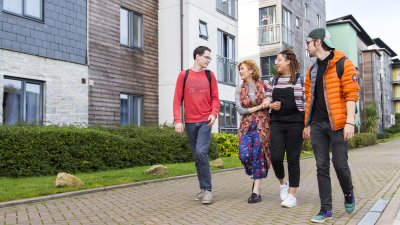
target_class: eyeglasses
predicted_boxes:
[306,40,314,46]
[274,59,286,64]
[202,55,212,61]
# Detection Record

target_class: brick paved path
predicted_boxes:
[1,138,400,225]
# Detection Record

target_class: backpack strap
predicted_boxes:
[336,56,347,79]
[181,69,212,103]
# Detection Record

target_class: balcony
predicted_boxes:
[216,0,237,20]
[216,55,237,86]
[258,24,294,47]
[394,97,400,101]
[393,80,400,84]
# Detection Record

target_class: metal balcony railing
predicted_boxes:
[258,24,294,46]
[216,55,237,86]
[258,24,280,45]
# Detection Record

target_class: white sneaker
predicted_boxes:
[281,194,297,208]
[202,191,213,204]
[279,181,289,201]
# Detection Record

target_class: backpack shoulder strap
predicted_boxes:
[205,69,211,97]
[336,56,347,79]
[181,69,190,103]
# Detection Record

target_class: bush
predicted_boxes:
[0,125,218,177]
[385,126,400,134]
[212,132,239,157]
[348,133,377,149]
[377,132,390,139]
[302,139,313,151]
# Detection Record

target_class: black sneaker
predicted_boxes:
[344,191,355,213]
[248,193,262,203]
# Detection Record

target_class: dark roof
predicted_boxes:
[327,14,375,46]
[373,38,397,57]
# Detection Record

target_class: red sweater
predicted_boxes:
[173,69,220,123]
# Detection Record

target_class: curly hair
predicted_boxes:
[238,60,261,81]
[277,49,300,84]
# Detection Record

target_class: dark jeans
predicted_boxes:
[270,122,304,187]
[310,121,353,211]
[185,122,212,191]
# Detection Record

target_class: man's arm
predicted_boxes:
[341,59,359,140]
[173,71,185,133]
[209,71,220,121]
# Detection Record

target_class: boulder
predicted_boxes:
[210,158,224,168]
[55,172,84,187]
[144,165,168,176]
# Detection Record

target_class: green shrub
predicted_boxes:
[384,126,400,134]
[302,139,313,151]
[212,132,239,157]
[348,133,377,149]
[377,132,390,139]
[362,103,380,133]
[0,125,218,177]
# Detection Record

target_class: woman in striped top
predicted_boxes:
[265,49,305,208]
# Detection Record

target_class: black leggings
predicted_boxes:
[270,122,304,187]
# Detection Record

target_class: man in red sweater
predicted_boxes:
[173,46,220,204]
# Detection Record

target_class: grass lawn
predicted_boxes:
[1,152,316,203]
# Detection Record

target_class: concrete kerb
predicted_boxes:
[376,169,400,225]
[0,167,242,209]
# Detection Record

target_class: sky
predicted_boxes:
[325,0,399,59]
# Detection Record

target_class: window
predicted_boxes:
[219,101,237,133]
[120,8,143,49]
[305,3,309,21]
[120,94,143,126]
[199,20,208,40]
[3,77,43,125]
[282,8,293,46]
[216,0,237,19]
[3,0,42,20]
[317,14,321,28]
[296,17,299,28]
[259,6,278,45]
[217,30,236,85]
[260,55,277,80]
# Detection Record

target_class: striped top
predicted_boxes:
[265,76,305,112]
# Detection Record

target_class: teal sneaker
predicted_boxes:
[311,209,333,223]
[344,191,355,213]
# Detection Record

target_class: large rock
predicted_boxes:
[144,165,168,176]
[55,172,84,187]
[210,158,224,168]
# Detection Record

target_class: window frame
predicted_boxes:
[216,0,238,20]
[260,55,277,80]
[217,29,236,86]
[120,93,143,126]
[304,3,309,21]
[199,20,209,40]
[3,76,44,125]
[120,7,143,50]
[2,0,43,21]
[218,100,237,132]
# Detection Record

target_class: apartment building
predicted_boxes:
[238,0,326,80]
[159,0,239,133]
[88,0,158,126]
[370,38,397,129]
[0,0,89,125]
[393,58,400,114]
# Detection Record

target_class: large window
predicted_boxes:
[259,6,278,45]
[219,101,237,133]
[3,0,42,20]
[282,8,293,46]
[120,94,143,126]
[217,30,236,85]
[216,0,237,19]
[260,55,277,80]
[120,8,143,49]
[3,77,43,125]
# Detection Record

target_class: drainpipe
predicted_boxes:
[180,0,183,71]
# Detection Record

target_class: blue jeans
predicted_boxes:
[185,122,212,191]
[311,121,353,211]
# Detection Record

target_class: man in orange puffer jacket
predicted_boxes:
[303,28,359,223]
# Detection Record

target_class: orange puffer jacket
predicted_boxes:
[304,50,359,131]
